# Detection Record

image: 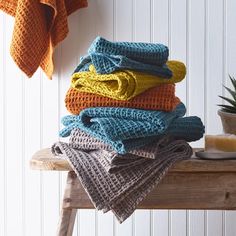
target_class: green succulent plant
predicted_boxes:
[218,75,236,114]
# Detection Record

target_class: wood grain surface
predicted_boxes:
[30,148,236,172]
[62,171,236,210]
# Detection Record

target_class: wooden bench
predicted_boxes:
[30,148,236,236]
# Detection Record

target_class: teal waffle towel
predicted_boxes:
[59,103,205,153]
[74,36,172,77]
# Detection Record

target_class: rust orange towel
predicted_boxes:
[65,84,181,115]
[0,0,87,78]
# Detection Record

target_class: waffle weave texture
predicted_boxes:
[59,104,205,153]
[65,84,181,114]
[0,0,87,78]
[69,129,181,160]
[74,36,172,77]
[52,139,192,223]
[69,129,175,173]
[71,60,186,101]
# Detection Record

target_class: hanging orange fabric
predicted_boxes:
[0,0,87,79]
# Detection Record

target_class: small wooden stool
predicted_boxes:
[30,148,236,236]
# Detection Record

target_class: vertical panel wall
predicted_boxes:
[1,0,236,235]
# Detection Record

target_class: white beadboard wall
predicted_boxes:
[1,0,236,235]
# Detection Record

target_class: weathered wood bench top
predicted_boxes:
[30,145,236,236]
[30,148,236,172]
[30,147,236,211]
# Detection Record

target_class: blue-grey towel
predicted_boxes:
[59,103,205,153]
[73,36,172,77]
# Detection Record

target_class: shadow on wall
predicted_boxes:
[54,0,113,76]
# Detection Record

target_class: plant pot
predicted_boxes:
[218,109,236,134]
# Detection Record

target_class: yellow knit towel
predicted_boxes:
[71,60,186,101]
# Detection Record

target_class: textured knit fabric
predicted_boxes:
[74,54,172,78]
[71,60,186,101]
[74,37,172,77]
[65,84,181,114]
[70,130,175,173]
[59,103,205,153]
[52,139,193,223]
[0,0,87,78]
[61,103,186,139]
[69,129,184,161]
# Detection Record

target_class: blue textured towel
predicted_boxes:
[73,37,172,78]
[120,117,204,152]
[59,103,205,154]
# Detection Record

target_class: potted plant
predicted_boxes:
[218,75,236,134]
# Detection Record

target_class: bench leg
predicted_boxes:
[57,208,77,236]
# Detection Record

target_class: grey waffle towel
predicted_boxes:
[52,136,192,223]
[69,129,181,173]
[69,128,165,159]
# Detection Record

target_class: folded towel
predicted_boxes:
[60,103,186,139]
[70,130,177,173]
[52,139,192,223]
[69,129,199,172]
[65,84,180,115]
[0,0,87,78]
[74,37,172,77]
[60,103,205,153]
[71,60,186,101]
[75,54,172,78]
[69,128,173,160]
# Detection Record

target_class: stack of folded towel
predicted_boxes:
[52,37,205,223]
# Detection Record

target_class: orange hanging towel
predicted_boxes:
[65,84,181,115]
[0,0,88,79]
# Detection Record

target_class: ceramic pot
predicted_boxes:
[218,109,236,134]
